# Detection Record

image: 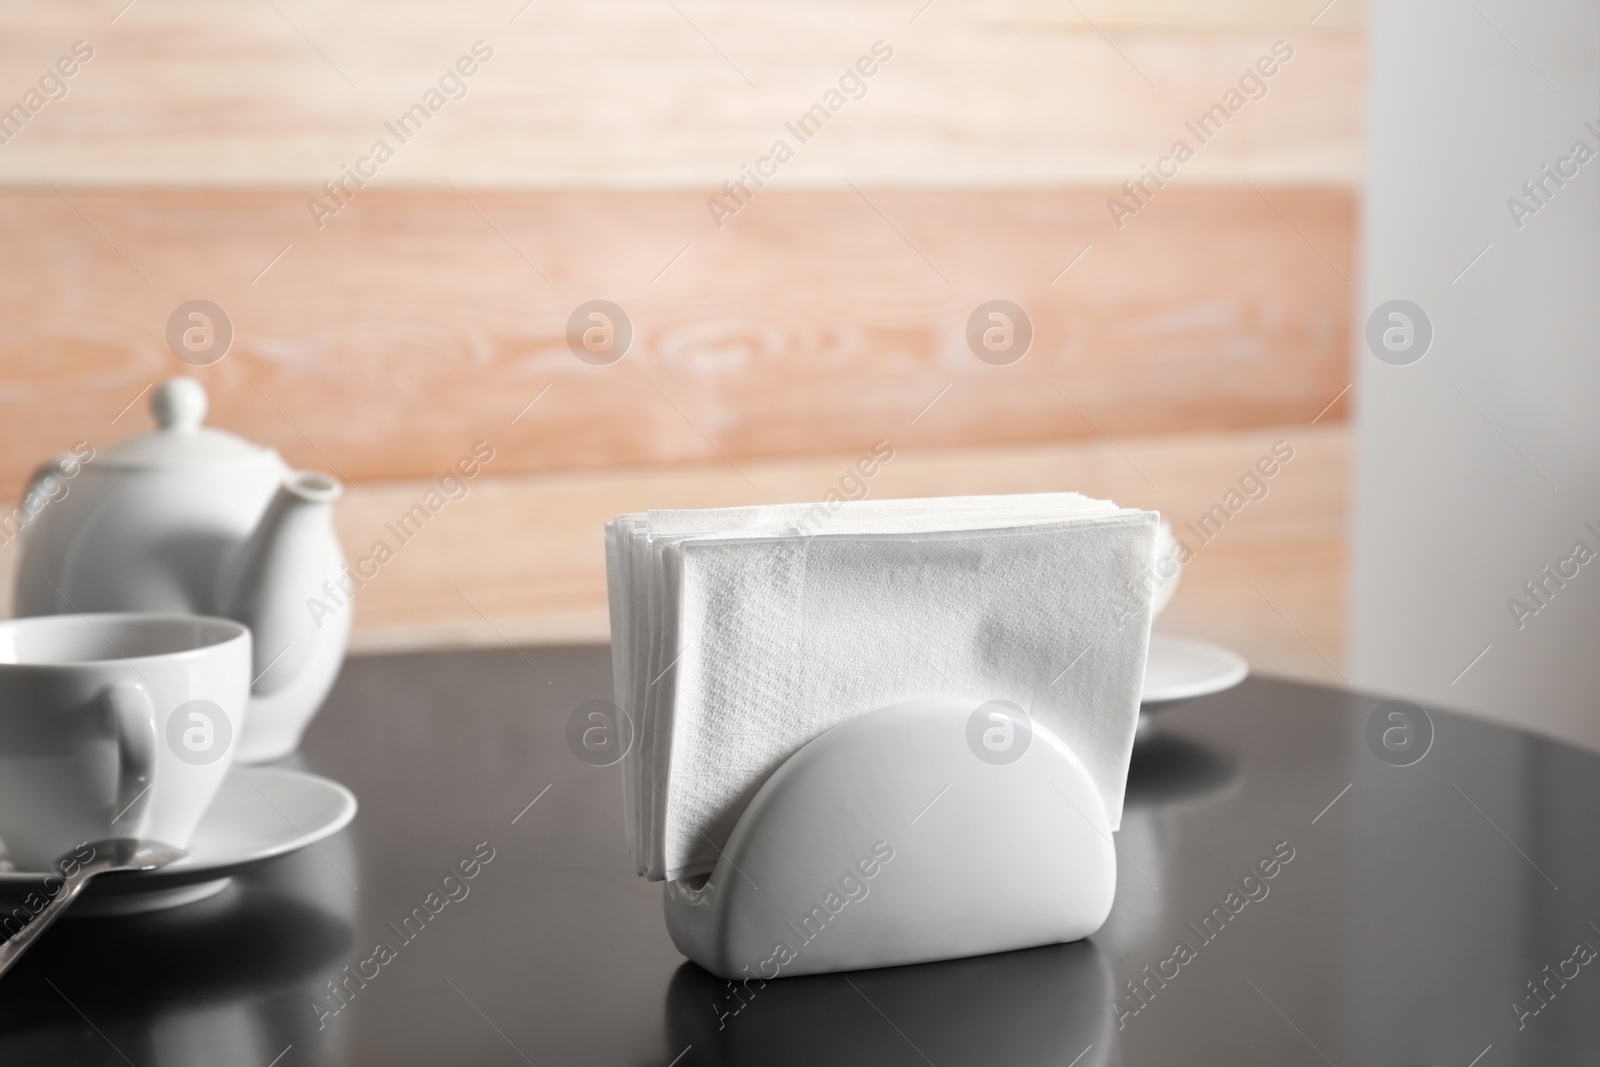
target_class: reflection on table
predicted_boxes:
[667,938,1113,1067]
[0,833,357,1067]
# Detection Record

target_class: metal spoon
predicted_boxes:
[0,839,185,979]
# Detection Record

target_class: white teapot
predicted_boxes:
[12,377,349,762]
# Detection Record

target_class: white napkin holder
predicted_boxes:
[663,698,1118,979]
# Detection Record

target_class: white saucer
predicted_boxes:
[1142,632,1249,705]
[0,766,356,915]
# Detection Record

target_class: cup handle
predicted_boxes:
[103,682,156,836]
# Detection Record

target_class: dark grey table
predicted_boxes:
[2,645,1597,1066]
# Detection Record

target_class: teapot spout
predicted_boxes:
[220,472,343,695]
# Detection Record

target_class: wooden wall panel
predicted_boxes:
[0,1,1361,183]
[0,1,1361,664]
[0,185,1353,491]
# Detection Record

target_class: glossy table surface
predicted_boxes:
[2,645,1598,1066]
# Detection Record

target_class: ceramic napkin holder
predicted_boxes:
[663,698,1118,980]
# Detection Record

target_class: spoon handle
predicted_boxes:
[0,862,103,978]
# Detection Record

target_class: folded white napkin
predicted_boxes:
[605,495,1157,881]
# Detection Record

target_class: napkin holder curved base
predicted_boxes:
[663,698,1118,980]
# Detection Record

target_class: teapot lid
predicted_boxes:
[100,378,280,468]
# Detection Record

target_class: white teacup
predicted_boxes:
[0,613,250,871]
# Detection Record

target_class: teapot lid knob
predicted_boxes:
[151,377,207,431]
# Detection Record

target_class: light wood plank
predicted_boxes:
[0,186,1354,491]
[327,426,1350,683]
[0,426,1348,684]
[1012,0,1363,29]
[0,2,1361,183]
[346,425,1352,687]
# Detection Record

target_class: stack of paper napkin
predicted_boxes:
[604,494,1158,881]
